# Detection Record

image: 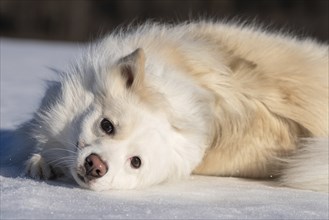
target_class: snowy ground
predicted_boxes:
[0,38,328,219]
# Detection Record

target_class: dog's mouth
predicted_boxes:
[72,165,89,186]
[72,165,95,189]
[77,172,86,182]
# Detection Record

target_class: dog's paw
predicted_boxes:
[25,154,54,180]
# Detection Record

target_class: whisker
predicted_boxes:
[51,160,76,168]
[59,141,84,154]
[43,148,78,155]
[52,163,74,168]
[59,140,80,149]
[48,156,77,165]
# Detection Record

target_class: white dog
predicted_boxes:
[15,21,328,191]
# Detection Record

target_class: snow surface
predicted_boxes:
[0,38,328,219]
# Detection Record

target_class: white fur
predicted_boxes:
[280,139,328,191]
[11,21,328,191]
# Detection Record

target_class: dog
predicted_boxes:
[13,21,328,191]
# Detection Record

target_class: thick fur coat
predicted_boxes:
[10,21,328,191]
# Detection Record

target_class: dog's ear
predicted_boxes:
[118,48,145,89]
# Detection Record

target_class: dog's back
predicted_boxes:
[169,22,328,191]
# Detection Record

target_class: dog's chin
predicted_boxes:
[70,167,139,191]
[70,170,103,191]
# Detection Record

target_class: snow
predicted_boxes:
[0,38,328,219]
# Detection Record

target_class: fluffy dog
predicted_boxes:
[14,21,329,191]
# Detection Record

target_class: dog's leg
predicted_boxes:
[25,154,55,180]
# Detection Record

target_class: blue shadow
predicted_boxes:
[0,129,26,177]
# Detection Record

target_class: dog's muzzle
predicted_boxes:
[79,153,108,181]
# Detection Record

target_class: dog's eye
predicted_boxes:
[130,156,142,169]
[100,118,114,135]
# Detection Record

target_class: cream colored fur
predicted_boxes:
[19,21,328,191]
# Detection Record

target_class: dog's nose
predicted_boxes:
[84,154,108,179]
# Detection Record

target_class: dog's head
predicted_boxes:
[36,48,210,191]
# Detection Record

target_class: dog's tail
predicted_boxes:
[279,138,328,192]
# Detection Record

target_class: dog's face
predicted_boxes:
[39,48,205,190]
[71,99,180,191]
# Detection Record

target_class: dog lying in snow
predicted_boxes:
[15,21,328,191]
